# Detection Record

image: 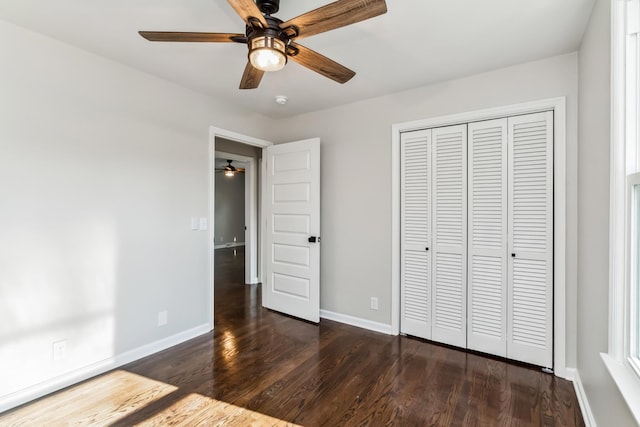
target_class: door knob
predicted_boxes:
[308,236,318,243]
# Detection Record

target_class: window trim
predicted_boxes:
[602,1,640,423]
[628,173,640,375]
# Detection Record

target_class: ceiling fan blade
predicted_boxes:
[227,0,269,28]
[239,62,265,89]
[280,0,386,40]
[288,42,355,84]
[139,31,246,43]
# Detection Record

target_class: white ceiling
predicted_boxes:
[0,0,595,119]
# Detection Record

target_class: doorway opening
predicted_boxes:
[208,127,272,329]
[214,151,253,282]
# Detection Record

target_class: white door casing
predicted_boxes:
[431,124,468,348]
[507,112,554,368]
[400,129,432,339]
[392,98,567,377]
[467,119,508,356]
[263,138,320,323]
[209,126,273,330]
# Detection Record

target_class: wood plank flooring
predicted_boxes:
[1,247,584,426]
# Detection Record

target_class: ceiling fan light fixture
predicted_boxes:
[249,35,287,72]
[224,170,235,177]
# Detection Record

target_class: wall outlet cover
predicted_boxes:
[158,310,168,326]
[53,340,67,361]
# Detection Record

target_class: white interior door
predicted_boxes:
[467,119,508,357]
[431,124,468,347]
[507,112,553,368]
[263,138,320,323]
[400,129,432,339]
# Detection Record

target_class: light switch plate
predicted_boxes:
[191,218,199,231]
[199,218,208,230]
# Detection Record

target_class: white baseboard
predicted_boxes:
[320,310,395,335]
[0,323,211,413]
[214,242,245,249]
[568,368,597,427]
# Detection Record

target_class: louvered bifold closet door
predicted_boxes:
[507,111,553,368]
[431,124,467,347]
[467,119,508,357]
[400,129,432,339]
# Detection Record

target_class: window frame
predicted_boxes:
[603,1,640,423]
[628,173,640,375]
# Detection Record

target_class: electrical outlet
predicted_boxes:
[53,340,67,361]
[158,310,168,326]
[370,297,379,310]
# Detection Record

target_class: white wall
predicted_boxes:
[0,20,271,410]
[577,0,636,425]
[215,171,245,246]
[273,53,579,369]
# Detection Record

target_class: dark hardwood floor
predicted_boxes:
[1,246,584,426]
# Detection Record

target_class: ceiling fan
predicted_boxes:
[216,160,245,177]
[139,0,387,89]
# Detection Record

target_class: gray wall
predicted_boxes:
[215,170,245,246]
[216,137,262,159]
[577,0,636,425]
[0,19,271,409]
[273,53,579,370]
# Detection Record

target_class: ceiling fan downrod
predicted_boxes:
[256,0,279,15]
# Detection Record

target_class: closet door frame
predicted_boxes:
[391,97,568,378]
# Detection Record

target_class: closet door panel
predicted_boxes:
[467,119,508,357]
[431,124,467,347]
[400,129,432,339]
[507,112,553,368]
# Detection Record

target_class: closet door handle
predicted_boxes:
[511,253,516,258]
[425,247,429,251]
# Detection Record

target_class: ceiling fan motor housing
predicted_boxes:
[246,14,290,71]
[256,0,279,15]
[246,15,286,38]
